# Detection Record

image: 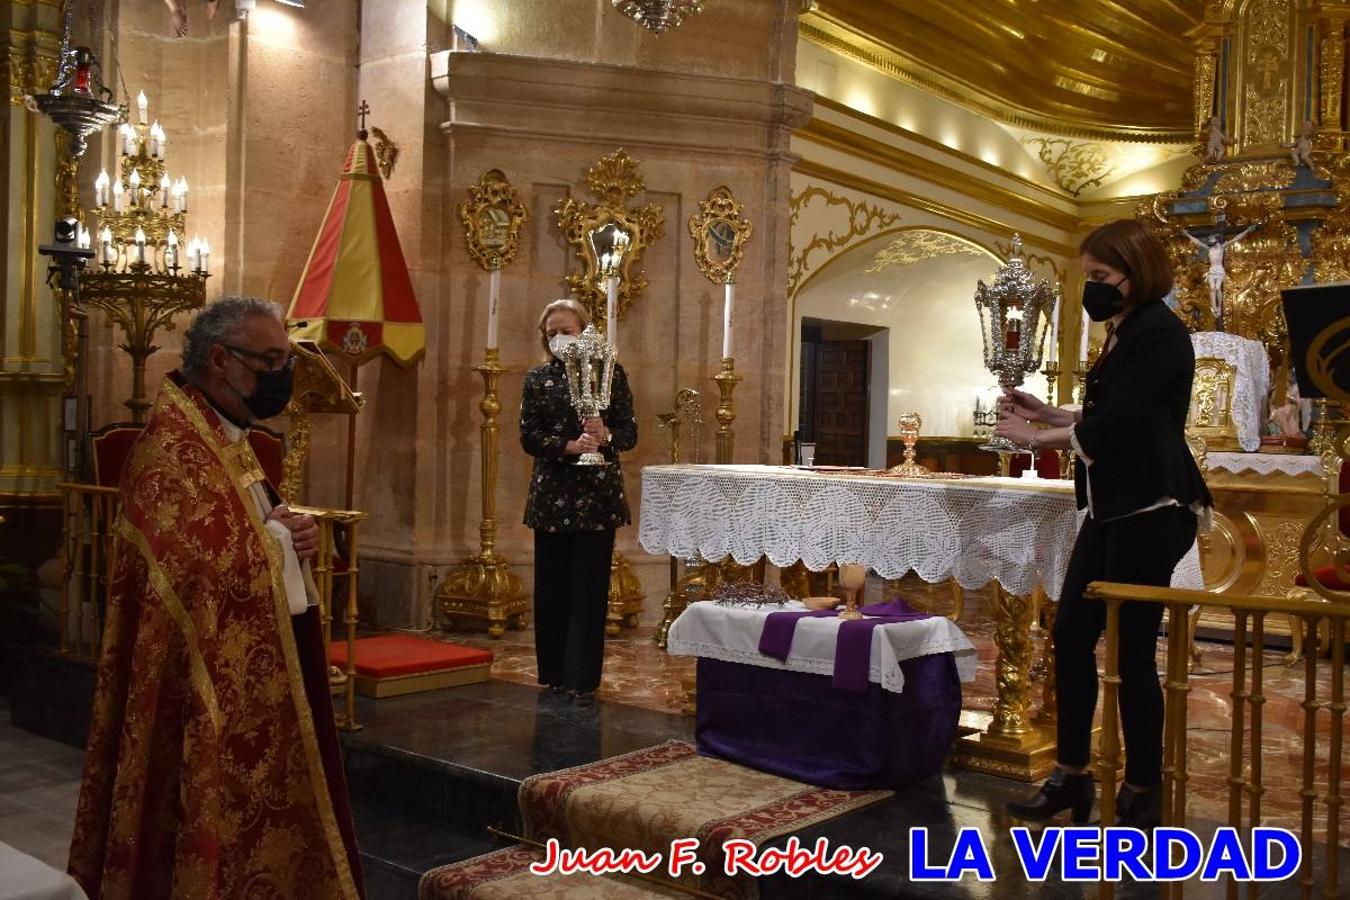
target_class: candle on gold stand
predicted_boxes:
[438,170,529,637]
[713,359,742,464]
[689,187,752,465]
[1042,361,1060,405]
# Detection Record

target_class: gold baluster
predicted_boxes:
[1248,613,1266,830]
[1097,596,1123,900]
[1227,612,1249,845]
[1325,616,1345,900]
[1299,615,1319,900]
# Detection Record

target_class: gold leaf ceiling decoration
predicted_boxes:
[866,230,987,273]
[802,0,1201,142]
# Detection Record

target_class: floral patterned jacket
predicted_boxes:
[520,358,637,533]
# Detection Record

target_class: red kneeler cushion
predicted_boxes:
[1293,566,1350,591]
[329,634,492,678]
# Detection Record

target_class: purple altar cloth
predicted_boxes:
[758,599,933,693]
[695,653,962,790]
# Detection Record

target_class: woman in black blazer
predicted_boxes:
[995,219,1212,828]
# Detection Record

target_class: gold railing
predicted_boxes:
[56,483,366,731]
[1087,581,1346,900]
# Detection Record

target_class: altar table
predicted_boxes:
[640,464,1205,781]
[668,601,975,789]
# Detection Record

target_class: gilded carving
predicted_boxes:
[1214,208,1305,362]
[1310,207,1350,283]
[788,186,901,296]
[459,169,528,272]
[1195,54,1219,134]
[688,186,752,286]
[368,127,398,181]
[1188,357,1241,451]
[1320,30,1346,131]
[1255,519,1307,598]
[990,585,1034,738]
[1240,0,1292,147]
[1020,137,1116,197]
[555,149,665,324]
[865,230,983,273]
[1212,161,1296,194]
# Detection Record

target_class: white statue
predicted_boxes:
[1281,120,1316,168]
[1204,116,1236,163]
[1184,225,1259,331]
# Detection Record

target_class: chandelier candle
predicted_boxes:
[1079,308,1090,364]
[136,90,147,125]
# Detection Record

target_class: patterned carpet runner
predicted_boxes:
[419,741,891,899]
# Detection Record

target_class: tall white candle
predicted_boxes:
[722,281,734,360]
[128,169,141,207]
[1079,309,1091,363]
[136,90,148,126]
[487,268,500,350]
[99,227,113,266]
[605,275,618,347]
[179,178,189,213]
[134,227,146,264]
[94,170,109,207]
[200,239,210,275]
[159,173,171,208]
[166,229,179,269]
[112,180,124,213]
[1047,294,1060,363]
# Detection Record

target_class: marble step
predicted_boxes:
[351,800,497,900]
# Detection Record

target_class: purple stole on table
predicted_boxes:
[757,599,931,693]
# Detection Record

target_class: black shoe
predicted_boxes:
[545,684,568,695]
[1116,785,1161,830]
[571,690,596,707]
[1006,769,1096,824]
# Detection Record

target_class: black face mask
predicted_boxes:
[1082,276,1127,322]
[240,367,294,420]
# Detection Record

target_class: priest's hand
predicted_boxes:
[1000,387,1047,422]
[268,505,320,561]
[994,409,1037,448]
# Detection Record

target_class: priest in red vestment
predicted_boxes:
[68,297,364,900]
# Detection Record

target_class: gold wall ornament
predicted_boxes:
[1019,137,1116,197]
[787,185,901,296]
[688,186,752,286]
[611,0,706,34]
[865,229,984,273]
[368,126,398,180]
[459,168,528,272]
[1238,0,1295,149]
[1310,207,1350,284]
[1212,160,1296,194]
[555,149,664,326]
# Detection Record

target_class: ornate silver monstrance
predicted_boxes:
[974,235,1058,452]
[561,324,618,466]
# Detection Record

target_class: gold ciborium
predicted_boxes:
[889,411,929,477]
[561,324,618,466]
[837,563,867,621]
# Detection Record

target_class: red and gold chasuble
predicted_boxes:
[69,377,362,900]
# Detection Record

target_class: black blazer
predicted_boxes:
[1073,301,1213,520]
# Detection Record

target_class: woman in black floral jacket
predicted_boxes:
[520,299,637,704]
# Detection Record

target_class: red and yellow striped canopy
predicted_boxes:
[288,138,424,367]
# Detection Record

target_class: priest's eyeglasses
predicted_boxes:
[225,345,296,373]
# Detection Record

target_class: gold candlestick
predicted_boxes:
[713,357,741,464]
[1072,363,1088,405]
[438,347,528,637]
[1042,361,1060,405]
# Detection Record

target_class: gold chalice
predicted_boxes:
[837,564,866,621]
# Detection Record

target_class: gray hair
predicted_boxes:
[181,296,284,378]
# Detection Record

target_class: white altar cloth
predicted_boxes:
[1206,451,1324,478]
[666,600,977,695]
[639,465,1204,603]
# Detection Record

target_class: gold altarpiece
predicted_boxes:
[1144,0,1348,648]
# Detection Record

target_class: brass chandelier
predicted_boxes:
[611,0,705,34]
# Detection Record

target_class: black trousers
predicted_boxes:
[532,529,616,693]
[1053,505,1198,787]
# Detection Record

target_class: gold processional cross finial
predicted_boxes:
[357,100,371,135]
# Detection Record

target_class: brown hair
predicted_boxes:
[536,298,591,360]
[1078,219,1173,307]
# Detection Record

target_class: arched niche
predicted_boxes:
[793,227,1003,463]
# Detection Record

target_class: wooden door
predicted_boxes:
[810,340,869,466]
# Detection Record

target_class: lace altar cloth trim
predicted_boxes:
[666,601,977,695]
[1192,332,1270,453]
[1205,451,1323,478]
[639,465,1203,603]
